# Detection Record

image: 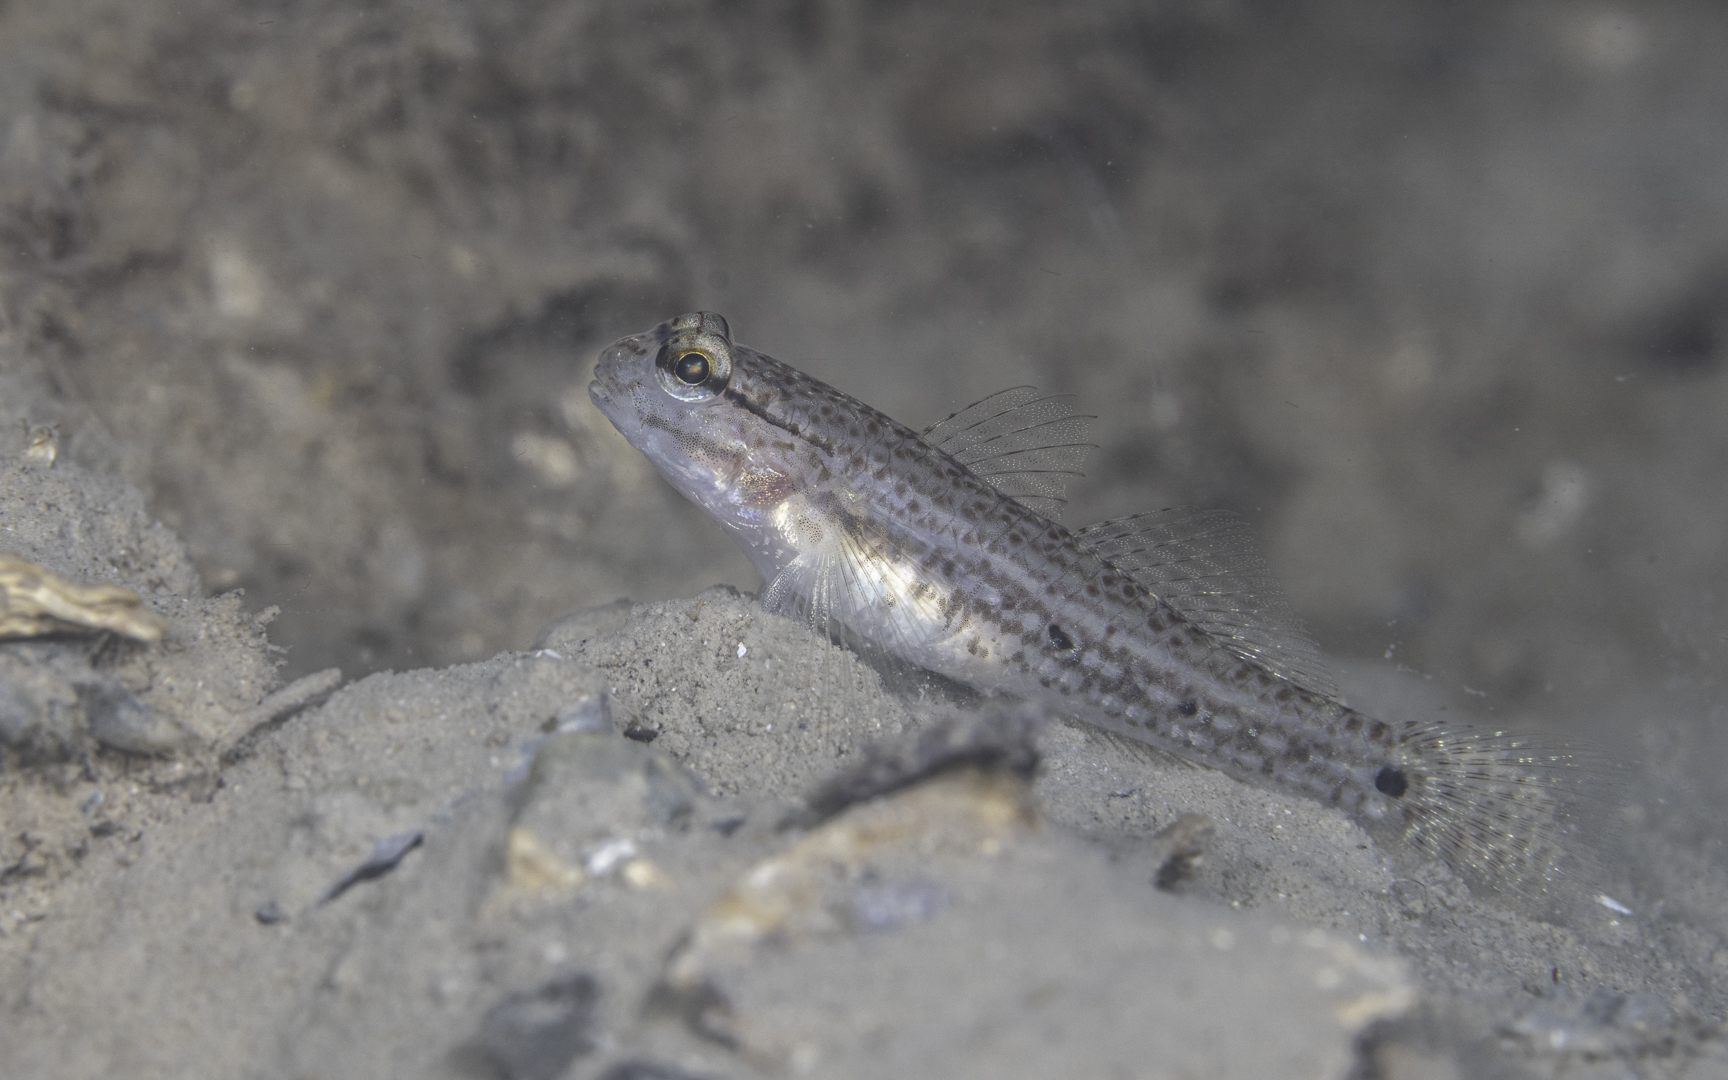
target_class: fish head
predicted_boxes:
[589,312,813,575]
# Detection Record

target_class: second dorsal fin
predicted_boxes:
[921,386,1094,520]
[1076,508,1338,697]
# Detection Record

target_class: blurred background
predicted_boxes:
[0,1,1722,819]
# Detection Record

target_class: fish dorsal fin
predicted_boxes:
[921,386,1095,520]
[1077,507,1338,697]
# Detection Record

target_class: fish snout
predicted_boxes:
[590,337,652,408]
[592,340,634,380]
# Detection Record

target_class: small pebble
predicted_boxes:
[320,830,425,904]
[553,693,613,734]
[466,973,601,1080]
[0,678,38,747]
[81,682,185,754]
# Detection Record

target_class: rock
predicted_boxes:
[462,973,602,1080]
[798,704,1046,824]
[488,729,705,914]
[0,647,90,763]
[79,681,187,755]
[548,692,612,735]
[657,766,1039,1045]
[0,677,35,745]
[506,732,700,892]
[655,764,1412,1079]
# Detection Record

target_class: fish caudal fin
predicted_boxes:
[1380,722,1622,922]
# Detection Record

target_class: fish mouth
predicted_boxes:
[590,333,666,429]
[587,379,621,424]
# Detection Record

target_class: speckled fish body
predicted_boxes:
[590,311,1603,911]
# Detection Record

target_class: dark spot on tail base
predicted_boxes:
[1375,766,1408,798]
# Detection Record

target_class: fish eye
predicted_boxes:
[654,332,733,402]
[673,351,711,385]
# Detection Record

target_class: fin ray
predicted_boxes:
[922,387,1095,520]
[758,507,952,747]
[1389,724,1620,920]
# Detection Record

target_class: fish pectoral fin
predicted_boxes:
[920,386,1095,521]
[759,514,950,659]
[1076,507,1339,698]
